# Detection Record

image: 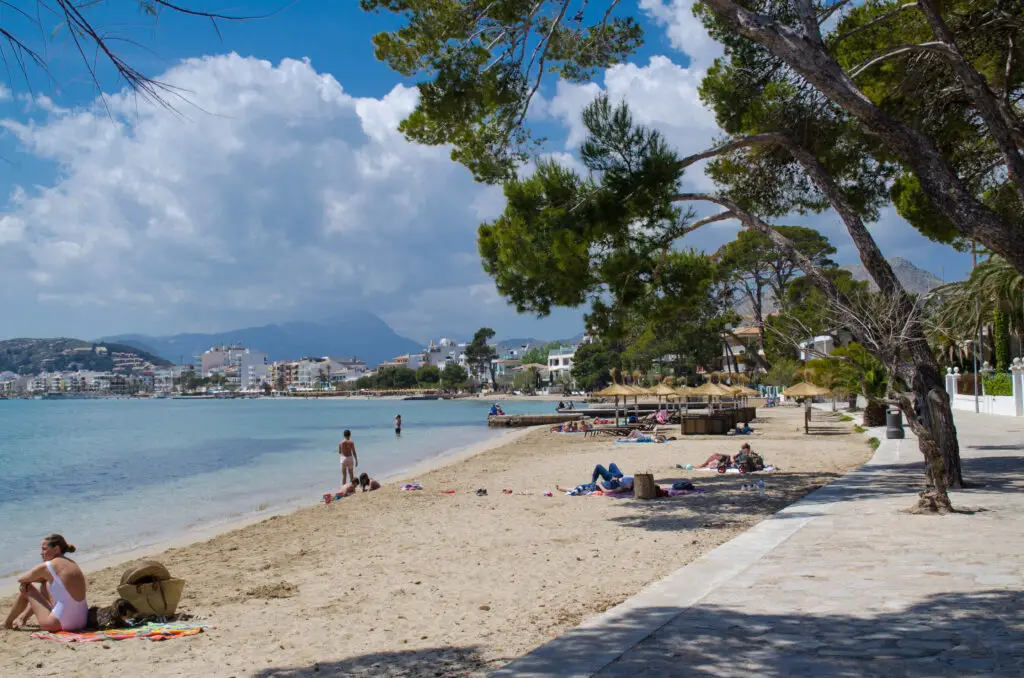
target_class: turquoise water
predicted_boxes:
[0,398,556,576]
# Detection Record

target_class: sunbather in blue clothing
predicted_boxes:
[592,464,634,491]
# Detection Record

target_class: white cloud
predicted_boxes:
[638,0,723,69]
[0,54,507,338]
[548,55,720,190]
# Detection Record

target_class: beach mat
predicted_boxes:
[32,621,213,643]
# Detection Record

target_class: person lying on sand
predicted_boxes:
[731,422,754,435]
[359,473,381,492]
[698,453,730,469]
[4,534,88,632]
[556,463,634,495]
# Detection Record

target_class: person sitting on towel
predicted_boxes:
[4,534,88,632]
[359,473,381,492]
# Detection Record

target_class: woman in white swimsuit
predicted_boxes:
[4,534,89,632]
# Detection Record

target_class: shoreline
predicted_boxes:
[2,407,872,677]
[0,425,536,597]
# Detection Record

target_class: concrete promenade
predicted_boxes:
[494,409,1024,677]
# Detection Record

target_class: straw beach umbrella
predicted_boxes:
[691,381,736,412]
[731,385,760,398]
[782,382,831,398]
[594,383,635,425]
[647,382,677,422]
[674,385,697,416]
[783,381,831,433]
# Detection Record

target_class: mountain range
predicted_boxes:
[841,256,946,294]
[102,312,424,366]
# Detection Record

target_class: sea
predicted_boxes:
[0,397,558,577]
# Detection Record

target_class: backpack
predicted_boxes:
[746,452,765,471]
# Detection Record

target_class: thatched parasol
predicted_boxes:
[731,385,760,398]
[690,382,736,397]
[782,382,831,398]
[647,382,678,415]
[594,383,636,424]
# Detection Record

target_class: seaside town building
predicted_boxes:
[546,345,578,385]
[200,346,249,376]
[421,338,468,369]
[239,350,270,391]
[377,353,423,371]
[719,326,764,374]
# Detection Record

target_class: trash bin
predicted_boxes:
[885,408,905,440]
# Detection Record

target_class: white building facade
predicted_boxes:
[239,351,270,391]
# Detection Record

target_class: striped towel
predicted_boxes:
[32,621,214,643]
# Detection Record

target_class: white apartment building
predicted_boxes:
[422,338,468,369]
[239,351,270,391]
[295,357,348,390]
[547,346,578,384]
[200,346,249,377]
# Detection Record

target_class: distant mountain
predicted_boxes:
[842,256,946,294]
[0,338,172,376]
[102,311,424,366]
[496,333,587,351]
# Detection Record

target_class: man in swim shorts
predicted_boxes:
[339,429,358,486]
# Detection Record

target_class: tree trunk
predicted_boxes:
[863,400,886,426]
[702,0,1024,277]
[910,351,965,489]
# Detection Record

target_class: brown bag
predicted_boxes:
[116,560,186,617]
[633,473,658,500]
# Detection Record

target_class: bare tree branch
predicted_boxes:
[1,1,292,108]
[830,3,917,46]
[848,42,950,79]
[817,0,856,27]
[687,210,735,230]
[677,133,784,170]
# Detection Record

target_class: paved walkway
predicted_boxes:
[494,410,1024,677]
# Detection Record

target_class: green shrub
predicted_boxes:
[853,424,866,434]
[869,437,881,451]
[839,415,852,422]
[983,372,1013,396]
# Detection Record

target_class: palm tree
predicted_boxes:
[928,255,1024,368]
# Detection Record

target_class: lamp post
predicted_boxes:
[973,241,981,413]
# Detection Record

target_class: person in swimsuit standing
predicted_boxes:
[395,414,402,436]
[4,534,88,632]
[339,429,358,487]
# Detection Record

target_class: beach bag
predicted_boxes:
[634,473,658,500]
[116,561,185,617]
[746,452,765,472]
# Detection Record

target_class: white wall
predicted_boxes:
[950,394,1017,417]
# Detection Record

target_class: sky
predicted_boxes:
[0,0,975,345]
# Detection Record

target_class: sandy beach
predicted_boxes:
[1,406,871,676]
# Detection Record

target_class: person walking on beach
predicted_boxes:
[4,534,88,632]
[339,430,358,486]
[395,414,402,436]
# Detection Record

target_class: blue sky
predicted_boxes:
[0,1,974,346]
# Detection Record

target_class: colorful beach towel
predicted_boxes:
[400,483,423,491]
[32,621,213,643]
